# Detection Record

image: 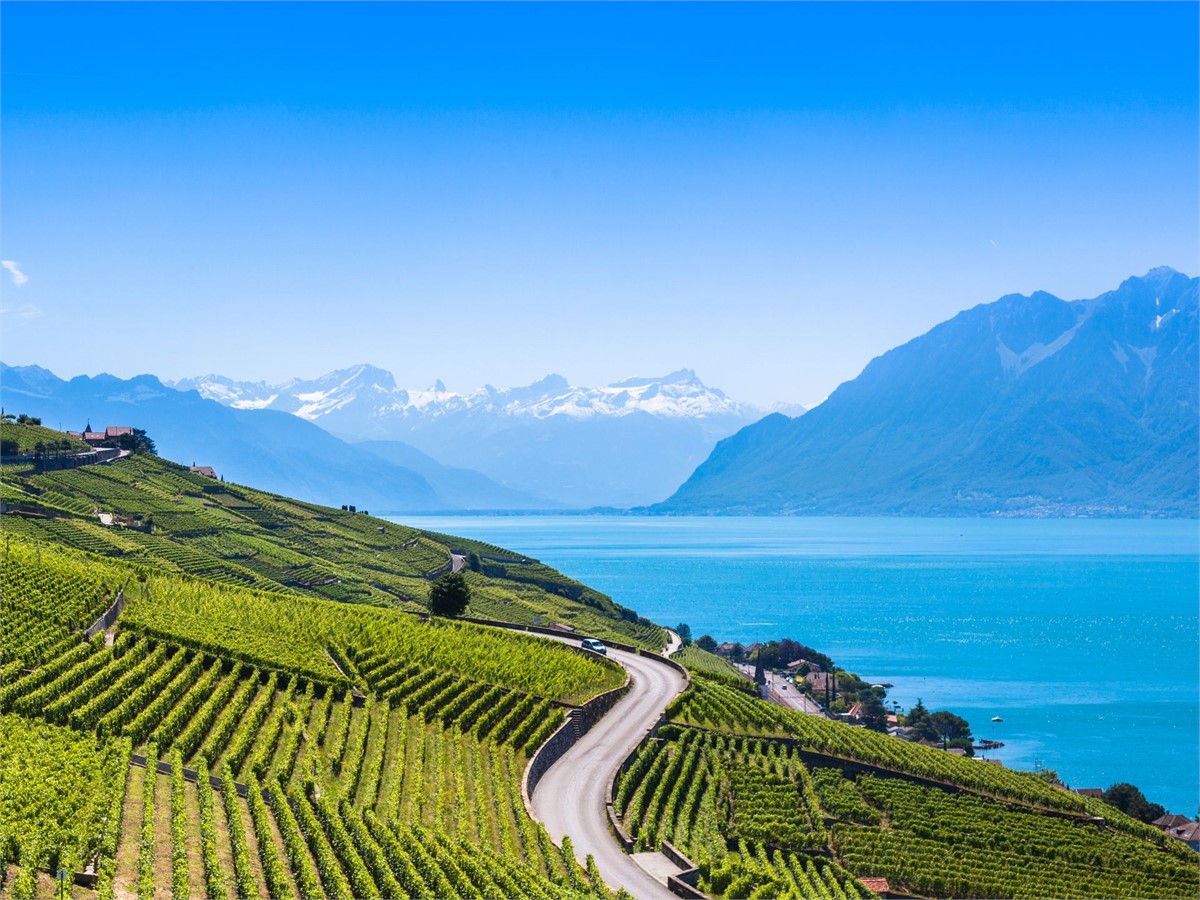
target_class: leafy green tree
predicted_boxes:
[1102,783,1166,823]
[428,572,471,618]
[903,699,939,742]
[931,710,973,745]
[466,552,482,572]
[676,623,693,646]
[107,428,156,454]
[696,634,718,653]
[860,691,890,732]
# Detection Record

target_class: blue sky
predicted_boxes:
[2,2,1196,407]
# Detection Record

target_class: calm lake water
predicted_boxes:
[395,515,1199,815]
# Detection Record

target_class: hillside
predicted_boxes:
[0,440,663,649]
[648,662,1200,900]
[655,268,1198,516]
[2,424,1195,900]
[0,426,658,898]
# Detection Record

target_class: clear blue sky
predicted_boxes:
[2,2,1196,407]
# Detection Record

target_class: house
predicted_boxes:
[1153,815,1200,851]
[1168,821,1200,851]
[189,465,218,479]
[70,423,134,447]
[717,642,736,656]
[1074,788,1104,799]
[786,658,821,673]
[806,671,841,693]
[1152,813,1192,830]
[858,878,891,897]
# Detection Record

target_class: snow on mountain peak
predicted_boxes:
[171,365,791,430]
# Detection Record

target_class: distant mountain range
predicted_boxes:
[0,365,539,512]
[653,267,1198,516]
[170,368,799,508]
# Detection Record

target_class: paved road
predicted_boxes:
[530,639,687,899]
[735,664,830,717]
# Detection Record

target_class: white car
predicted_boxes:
[580,638,607,655]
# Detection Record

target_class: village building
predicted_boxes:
[1152,814,1200,851]
[67,423,135,447]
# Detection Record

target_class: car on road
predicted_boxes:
[580,638,607,655]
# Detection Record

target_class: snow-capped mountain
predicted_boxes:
[169,367,799,508]
[172,367,765,426]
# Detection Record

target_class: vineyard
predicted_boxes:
[0,432,649,900]
[4,425,1197,900]
[610,676,1200,899]
[1,449,664,649]
[0,531,624,898]
[671,646,756,695]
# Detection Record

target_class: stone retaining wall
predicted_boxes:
[84,588,126,639]
[522,712,579,806]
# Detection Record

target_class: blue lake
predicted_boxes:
[395,515,1199,815]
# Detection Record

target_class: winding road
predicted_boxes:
[529,634,687,899]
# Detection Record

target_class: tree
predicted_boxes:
[1102,783,1166,823]
[930,710,973,747]
[466,552,482,572]
[696,634,718,653]
[860,691,890,733]
[108,428,156,454]
[675,623,692,646]
[903,699,939,742]
[753,657,765,685]
[428,572,471,618]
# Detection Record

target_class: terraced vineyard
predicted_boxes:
[671,645,755,694]
[0,431,647,898]
[2,451,664,649]
[0,533,624,898]
[610,674,1200,899]
[4,426,1197,900]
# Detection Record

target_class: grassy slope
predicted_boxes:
[0,439,664,649]
[1,421,92,454]
[0,423,630,892]
[647,674,1200,899]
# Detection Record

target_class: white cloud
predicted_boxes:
[1,260,29,286]
[0,302,44,320]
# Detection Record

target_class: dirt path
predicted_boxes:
[111,765,144,900]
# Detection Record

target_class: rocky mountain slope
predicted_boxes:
[654,268,1198,516]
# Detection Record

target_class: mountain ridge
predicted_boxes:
[0,363,527,512]
[169,367,798,507]
[653,268,1198,517]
